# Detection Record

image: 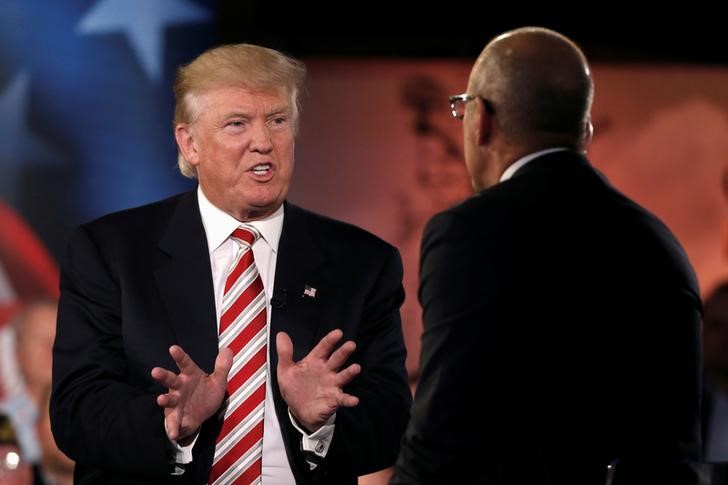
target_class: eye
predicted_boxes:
[268,115,289,129]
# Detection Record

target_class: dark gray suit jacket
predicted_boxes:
[392,151,702,485]
[51,192,411,484]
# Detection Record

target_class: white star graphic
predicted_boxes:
[0,72,56,166]
[78,0,212,82]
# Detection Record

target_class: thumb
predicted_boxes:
[214,347,234,380]
[276,331,294,370]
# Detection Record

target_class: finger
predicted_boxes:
[276,332,294,370]
[334,363,361,387]
[157,392,179,408]
[337,393,360,408]
[213,347,234,385]
[327,340,356,370]
[169,345,197,373]
[309,329,344,360]
[156,393,178,408]
[151,367,178,388]
[166,412,180,441]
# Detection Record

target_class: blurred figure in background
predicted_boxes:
[0,201,59,321]
[0,200,69,484]
[0,413,33,485]
[0,301,73,485]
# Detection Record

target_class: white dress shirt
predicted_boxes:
[169,187,334,484]
[499,147,569,182]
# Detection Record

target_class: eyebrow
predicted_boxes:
[221,105,290,120]
[264,105,290,117]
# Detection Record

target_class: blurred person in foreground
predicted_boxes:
[391,27,702,485]
[51,43,410,485]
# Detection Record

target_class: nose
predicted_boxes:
[249,119,273,154]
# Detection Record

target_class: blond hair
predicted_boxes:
[173,44,307,178]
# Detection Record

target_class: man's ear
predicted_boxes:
[476,98,492,146]
[583,116,594,152]
[175,124,199,166]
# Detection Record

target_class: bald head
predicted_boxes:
[469,27,593,150]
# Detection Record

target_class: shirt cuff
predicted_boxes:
[288,408,336,457]
[165,417,198,467]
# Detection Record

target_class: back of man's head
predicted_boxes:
[471,27,594,150]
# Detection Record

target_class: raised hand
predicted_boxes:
[276,329,361,432]
[151,345,233,443]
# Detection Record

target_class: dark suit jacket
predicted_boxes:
[702,383,728,485]
[50,192,411,485]
[392,151,702,485]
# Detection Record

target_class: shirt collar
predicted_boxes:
[197,185,284,254]
[499,147,570,182]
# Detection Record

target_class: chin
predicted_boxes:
[248,196,284,213]
[245,187,283,206]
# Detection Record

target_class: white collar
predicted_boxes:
[500,147,570,182]
[196,186,284,254]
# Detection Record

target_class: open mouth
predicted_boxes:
[250,163,272,176]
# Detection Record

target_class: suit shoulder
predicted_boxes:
[81,192,188,232]
[424,193,496,235]
[287,203,397,255]
[72,192,191,249]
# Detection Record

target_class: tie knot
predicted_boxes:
[231,226,260,247]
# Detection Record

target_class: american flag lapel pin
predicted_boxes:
[303,285,317,298]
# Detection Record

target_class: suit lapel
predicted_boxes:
[267,202,332,478]
[154,191,219,373]
[270,202,329,365]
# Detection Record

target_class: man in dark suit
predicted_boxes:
[391,27,702,485]
[50,44,411,485]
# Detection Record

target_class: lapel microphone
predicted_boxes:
[271,288,287,309]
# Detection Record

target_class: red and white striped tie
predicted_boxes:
[209,226,267,485]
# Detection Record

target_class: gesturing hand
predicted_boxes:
[151,345,233,443]
[276,329,361,432]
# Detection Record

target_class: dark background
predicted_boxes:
[216,3,726,64]
[1,0,725,263]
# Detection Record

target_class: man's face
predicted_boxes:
[184,86,295,220]
[462,101,484,192]
[461,90,496,192]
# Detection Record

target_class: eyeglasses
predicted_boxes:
[449,93,478,120]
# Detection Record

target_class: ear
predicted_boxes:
[582,116,594,152]
[476,98,492,146]
[175,124,199,166]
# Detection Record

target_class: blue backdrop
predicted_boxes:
[0,0,217,258]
